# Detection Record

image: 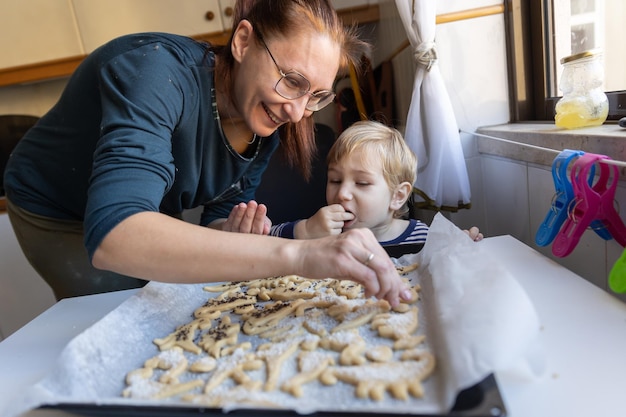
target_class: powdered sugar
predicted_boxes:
[120,270,438,413]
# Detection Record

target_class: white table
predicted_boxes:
[1,235,625,417]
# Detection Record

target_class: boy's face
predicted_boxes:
[326,148,395,232]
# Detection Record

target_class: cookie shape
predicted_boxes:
[256,340,300,391]
[123,347,204,399]
[320,354,436,401]
[281,351,335,397]
[153,320,204,355]
[371,306,419,340]
[203,349,264,394]
[331,299,390,333]
[198,315,241,358]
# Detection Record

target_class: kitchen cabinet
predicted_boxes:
[72,0,229,53]
[0,0,83,69]
[218,0,236,33]
[0,0,377,87]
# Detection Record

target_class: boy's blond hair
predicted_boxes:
[327,120,417,217]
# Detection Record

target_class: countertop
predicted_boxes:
[1,235,625,417]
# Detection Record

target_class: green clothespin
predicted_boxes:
[609,248,626,293]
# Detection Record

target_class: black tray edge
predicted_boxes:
[382,243,425,258]
[40,373,506,417]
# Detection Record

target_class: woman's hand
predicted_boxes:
[297,227,413,308]
[222,200,271,235]
[295,204,355,239]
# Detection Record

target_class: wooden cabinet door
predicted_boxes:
[0,0,83,69]
[330,0,376,11]
[72,0,225,53]
[218,0,236,32]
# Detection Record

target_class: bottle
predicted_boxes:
[554,49,609,129]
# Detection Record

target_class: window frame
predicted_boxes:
[505,0,626,122]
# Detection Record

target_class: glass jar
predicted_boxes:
[554,49,609,129]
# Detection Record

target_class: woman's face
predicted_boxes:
[232,23,341,138]
[326,148,396,233]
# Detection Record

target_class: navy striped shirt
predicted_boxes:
[270,218,429,245]
[379,219,429,245]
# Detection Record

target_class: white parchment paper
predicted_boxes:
[3,213,545,417]
[417,214,546,408]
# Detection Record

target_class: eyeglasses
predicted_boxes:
[256,30,336,112]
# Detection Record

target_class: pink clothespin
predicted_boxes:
[552,153,626,258]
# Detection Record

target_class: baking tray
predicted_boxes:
[38,243,508,417]
[382,242,425,257]
[41,373,506,416]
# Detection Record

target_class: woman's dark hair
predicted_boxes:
[213,0,370,180]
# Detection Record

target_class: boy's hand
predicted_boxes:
[295,204,355,239]
[463,226,484,242]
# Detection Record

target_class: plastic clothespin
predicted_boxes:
[535,150,611,247]
[573,164,614,243]
[609,248,626,293]
[552,153,626,258]
[535,150,583,246]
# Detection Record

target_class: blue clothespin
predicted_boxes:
[535,150,612,247]
[535,150,582,246]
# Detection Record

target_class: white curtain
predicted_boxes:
[394,0,471,211]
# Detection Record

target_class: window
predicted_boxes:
[506,0,625,122]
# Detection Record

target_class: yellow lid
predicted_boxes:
[560,49,602,64]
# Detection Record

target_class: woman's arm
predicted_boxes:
[92,211,411,307]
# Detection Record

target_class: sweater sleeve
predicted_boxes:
[269,221,300,239]
[84,41,191,259]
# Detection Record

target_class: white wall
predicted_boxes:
[0,214,56,341]
[373,0,509,234]
[0,83,66,343]
[432,1,509,233]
